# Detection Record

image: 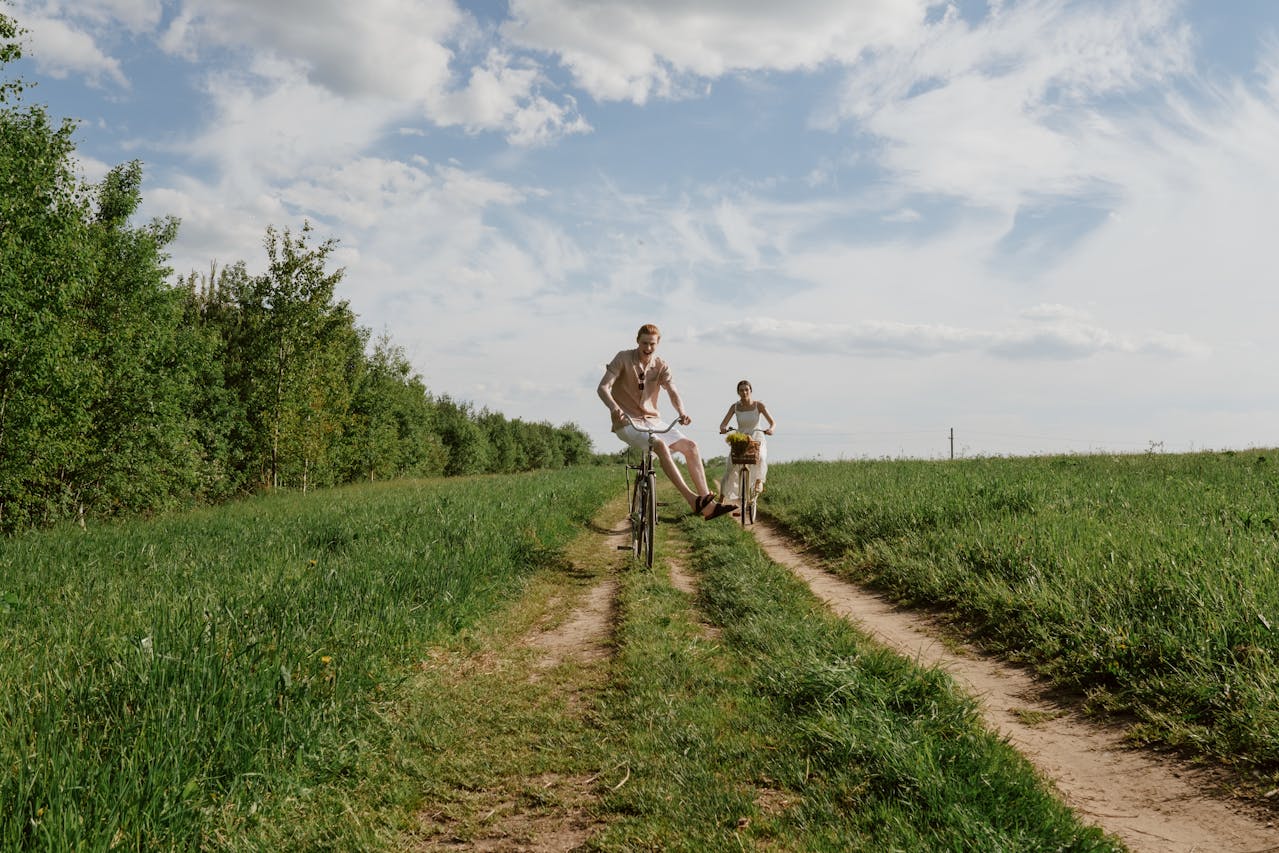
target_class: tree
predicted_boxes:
[556,422,594,466]
[433,396,491,476]
[478,410,519,474]
[0,13,95,530]
[341,333,446,481]
[177,261,255,500]
[226,223,361,491]
[68,161,204,517]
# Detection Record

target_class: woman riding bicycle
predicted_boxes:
[717,379,776,502]
[597,324,737,520]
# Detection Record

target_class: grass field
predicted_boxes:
[4,450,1274,848]
[385,490,1123,850]
[589,510,1121,850]
[0,468,618,849]
[761,451,1279,780]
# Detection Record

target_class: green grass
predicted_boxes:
[591,500,1120,851]
[0,467,618,850]
[10,450,1270,848]
[762,451,1279,777]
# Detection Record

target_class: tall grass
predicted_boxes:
[594,510,1119,850]
[763,451,1279,773]
[0,468,617,849]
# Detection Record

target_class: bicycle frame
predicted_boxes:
[619,418,680,568]
[726,420,762,527]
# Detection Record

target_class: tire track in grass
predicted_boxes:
[748,519,1279,853]
[409,512,627,852]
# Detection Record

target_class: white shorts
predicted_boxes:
[613,417,686,452]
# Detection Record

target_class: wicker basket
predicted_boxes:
[730,438,760,465]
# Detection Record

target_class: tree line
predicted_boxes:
[0,13,594,535]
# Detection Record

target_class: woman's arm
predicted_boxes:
[758,401,776,435]
[718,405,736,433]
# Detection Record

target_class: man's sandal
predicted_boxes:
[693,494,714,515]
[703,502,738,521]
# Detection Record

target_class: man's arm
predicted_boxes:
[665,382,691,425]
[597,368,627,425]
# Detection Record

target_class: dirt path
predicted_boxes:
[410,521,625,852]
[748,519,1279,853]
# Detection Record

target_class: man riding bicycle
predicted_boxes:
[597,324,737,520]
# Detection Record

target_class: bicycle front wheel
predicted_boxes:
[629,474,645,558]
[642,473,656,568]
[739,466,750,527]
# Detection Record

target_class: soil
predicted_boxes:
[748,519,1279,853]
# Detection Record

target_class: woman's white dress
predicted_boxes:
[721,405,767,501]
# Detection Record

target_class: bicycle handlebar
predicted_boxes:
[626,416,683,435]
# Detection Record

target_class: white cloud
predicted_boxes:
[178,56,390,191]
[829,0,1193,210]
[12,8,128,88]
[155,0,587,145]
[503,0,933,103]
[694,311,1208,361]
[160,0,463,99]
[78,0,162,31]
[433,49,592,145]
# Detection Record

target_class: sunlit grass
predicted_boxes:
[0,468,617,849]
[592,505,1120,850]
[763,451,1279,775]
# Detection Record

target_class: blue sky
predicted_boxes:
[8,0,1279,460]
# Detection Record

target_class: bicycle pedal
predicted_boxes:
[656,501,670,506]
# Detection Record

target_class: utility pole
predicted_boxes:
[949,427,954,460]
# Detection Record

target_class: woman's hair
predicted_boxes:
[737,379,752,391]
[637,323,661,340]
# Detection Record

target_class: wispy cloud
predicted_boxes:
[829,0,1193,211]
[152,0,587,146]
[10,3,129,88]
[502,0,932,103]
[695,308,1209,361]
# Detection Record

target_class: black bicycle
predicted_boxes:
[618,418,680,568]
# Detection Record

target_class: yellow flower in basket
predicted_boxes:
[725,431,751,447]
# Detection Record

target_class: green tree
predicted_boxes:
[433,395,491,476]
[341,333,446,481]
[556,422,594,466]
[68,161,204,517]
[177,261,254,500]
[227,224,361,491]
[478,410,519,474]
[0,13,95,530]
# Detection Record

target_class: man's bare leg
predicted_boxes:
[653,442,701,509]
[671,438,711,497]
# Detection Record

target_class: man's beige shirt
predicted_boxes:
[604,349,672,427]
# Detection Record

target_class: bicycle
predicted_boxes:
[725,428,763,527]
[617,418,681,568]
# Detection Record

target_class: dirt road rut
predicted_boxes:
[748,519,1279,853]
